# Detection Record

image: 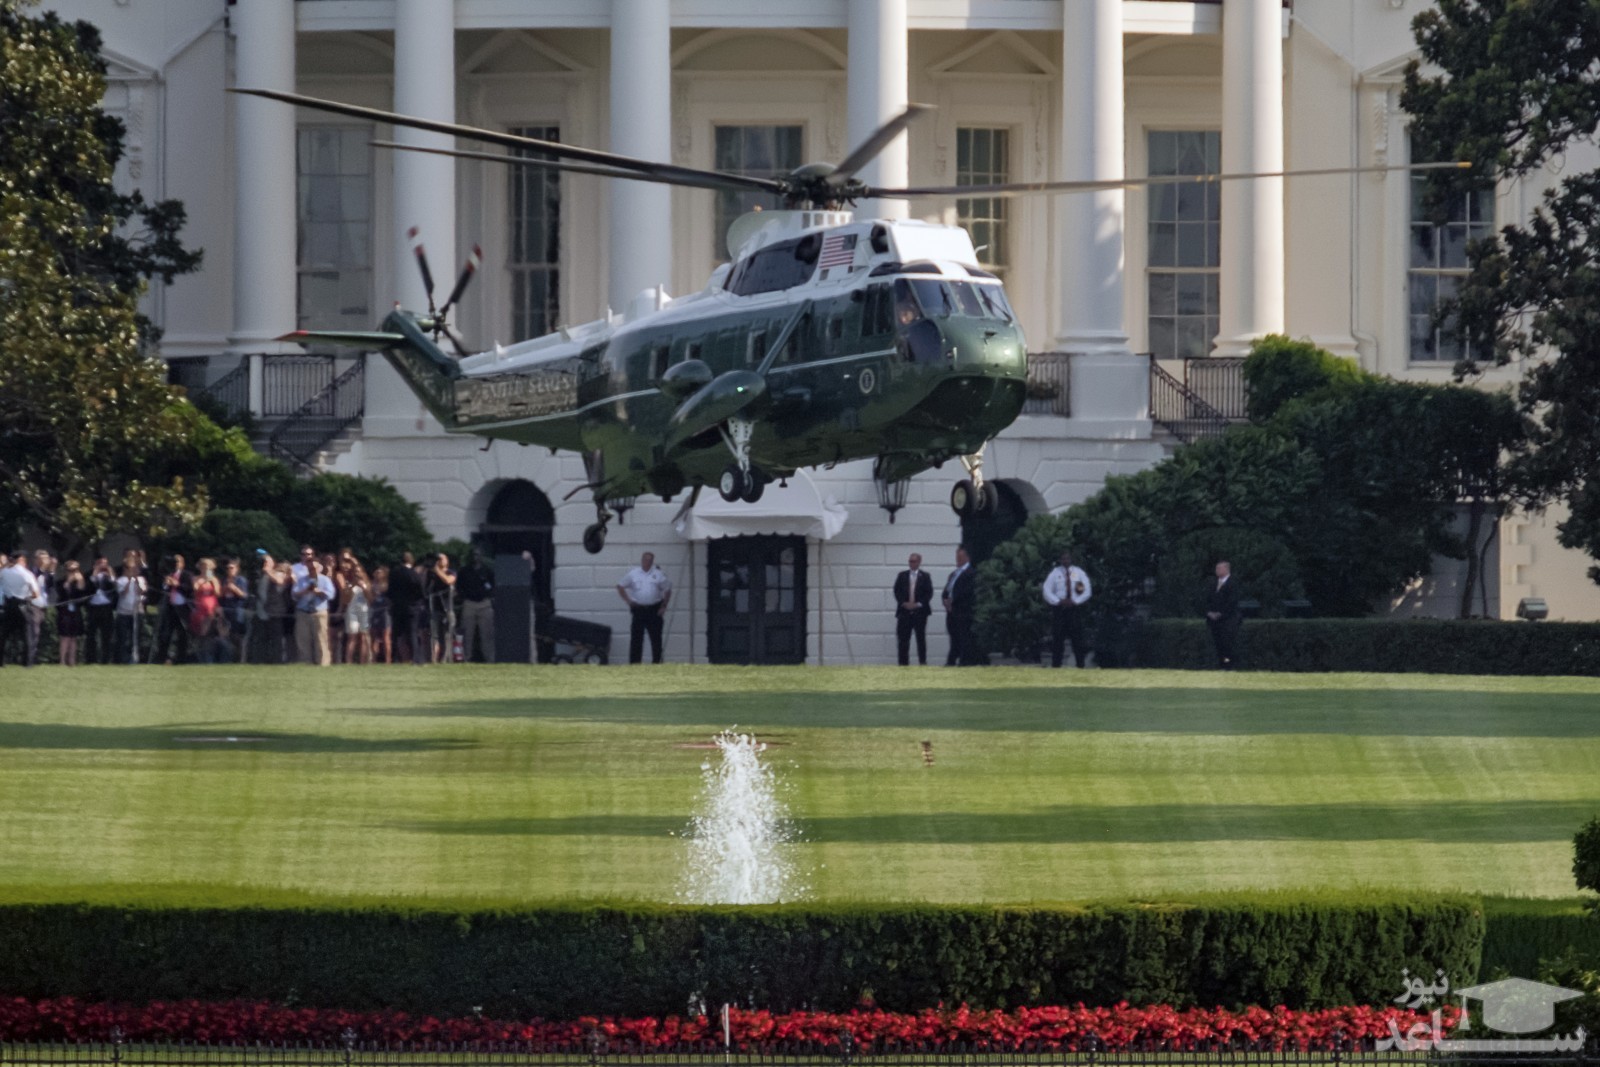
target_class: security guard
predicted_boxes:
[1041,550,1092,668]
[616,551,672,663]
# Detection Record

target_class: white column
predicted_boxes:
[393,0,456,314]
[1056,0,1147,430]
[847,0,908,222]
[609,0,672,311]
[1216,0,1285,356]
[228,0,297,414]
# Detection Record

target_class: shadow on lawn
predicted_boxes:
[0,722,474,753]
[363,687,1600,738]
[390,797,1600,843]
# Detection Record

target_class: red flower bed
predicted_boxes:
[0,997,1461,1051]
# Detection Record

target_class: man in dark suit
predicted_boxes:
[892,552,934,666]
[943,544,977,667]
[1204,559,1242,670]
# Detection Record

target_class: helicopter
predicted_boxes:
[236,88,1468,555]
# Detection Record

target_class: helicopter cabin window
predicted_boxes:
[1408,136,1494,363]
[860,284,895,337]
[648,344,670,381]
[1146,130,1221,358]
[509,125,562,342]
[747,330,767,366]
[726,234,822,297]
[686,341,703,364]
[957,127,1010,283]
[713,125,803,260]
[295,125,373,330]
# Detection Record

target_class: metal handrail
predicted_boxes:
[266,357,365,471]
[191,361,250,421]
[1023,351,1071,416]
[1183,356,1247,420]
[1149,359,1231,443]
[262,355,336,417]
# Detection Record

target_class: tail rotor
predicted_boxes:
[407,226,480,357]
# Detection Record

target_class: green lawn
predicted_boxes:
[2,665,1598,906]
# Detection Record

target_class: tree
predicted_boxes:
[973,336,1525,653]
[0,2,205,554]
[1403,0,1600,582]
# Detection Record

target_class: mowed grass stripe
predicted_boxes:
[0,666,1596,904]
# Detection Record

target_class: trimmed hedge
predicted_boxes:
[0,898,1483,1017]
[1133,618,1600,675]
[1480,897,1600,980]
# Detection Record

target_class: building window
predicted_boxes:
[296,126,372,330]
[511,125,561,342]
[1409,144,1494,363]
[957,127,1010,281]
[714,125,802,261]
[1146,130,1220,359]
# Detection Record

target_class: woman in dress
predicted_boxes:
[55,560,86,666]
[188,557,222,661]
[341,561,371,665]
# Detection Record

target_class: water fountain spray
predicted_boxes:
[679,730,801,904]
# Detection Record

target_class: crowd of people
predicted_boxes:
[0,544,505,668]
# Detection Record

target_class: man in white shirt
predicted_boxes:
[0,551,43,667]
[292,558,337,666]
[1041,550,1093,668]
[617,551,672,664]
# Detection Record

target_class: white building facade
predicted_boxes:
[53,0,1600,663]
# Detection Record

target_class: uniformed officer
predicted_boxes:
[616,551,672,664]
[1041,550,1092,668]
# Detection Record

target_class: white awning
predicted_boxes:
[673,468,849,542]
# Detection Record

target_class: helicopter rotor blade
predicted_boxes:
[826,103,935,187]
[408,227,438,314]
[867,161,1472,200]
[441,322,471,359]
[372,140,736,194]
[233,88,785,196]
[439,244,483,321]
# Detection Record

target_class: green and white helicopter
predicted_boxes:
[238,88,1465,554]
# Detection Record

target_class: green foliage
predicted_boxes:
[973,514,1075,661]
[977,336,1527,645]
[1133,618,1600,674]
[164,509,296,566]
[0,3,205,554]
[1574,818,1600,900]
[283,474,433,566]
[1242,335,1364,423]
[0,896,1482,1015]
[1404,0,1600,581]
[1152,528,1303,619]
[1481,897,1600,981]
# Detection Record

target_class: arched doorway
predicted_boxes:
[477,480,556,662]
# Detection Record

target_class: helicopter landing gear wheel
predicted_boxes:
[951,479,977,519]
[582,523,607,555]
[951,446,992,518]
[740,469,767,504]
[718,465,748,503]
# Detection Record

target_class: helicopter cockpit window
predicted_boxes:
[948,281,987,319]
[910,278,954,319]
[975,283,1015,323]
[893,279,921,327]
[727,235,824,297]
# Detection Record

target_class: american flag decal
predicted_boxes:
[818,232,857,269]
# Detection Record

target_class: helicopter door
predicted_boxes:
[707,535,807,665]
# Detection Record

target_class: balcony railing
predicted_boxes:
[1023,352,1071,416]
